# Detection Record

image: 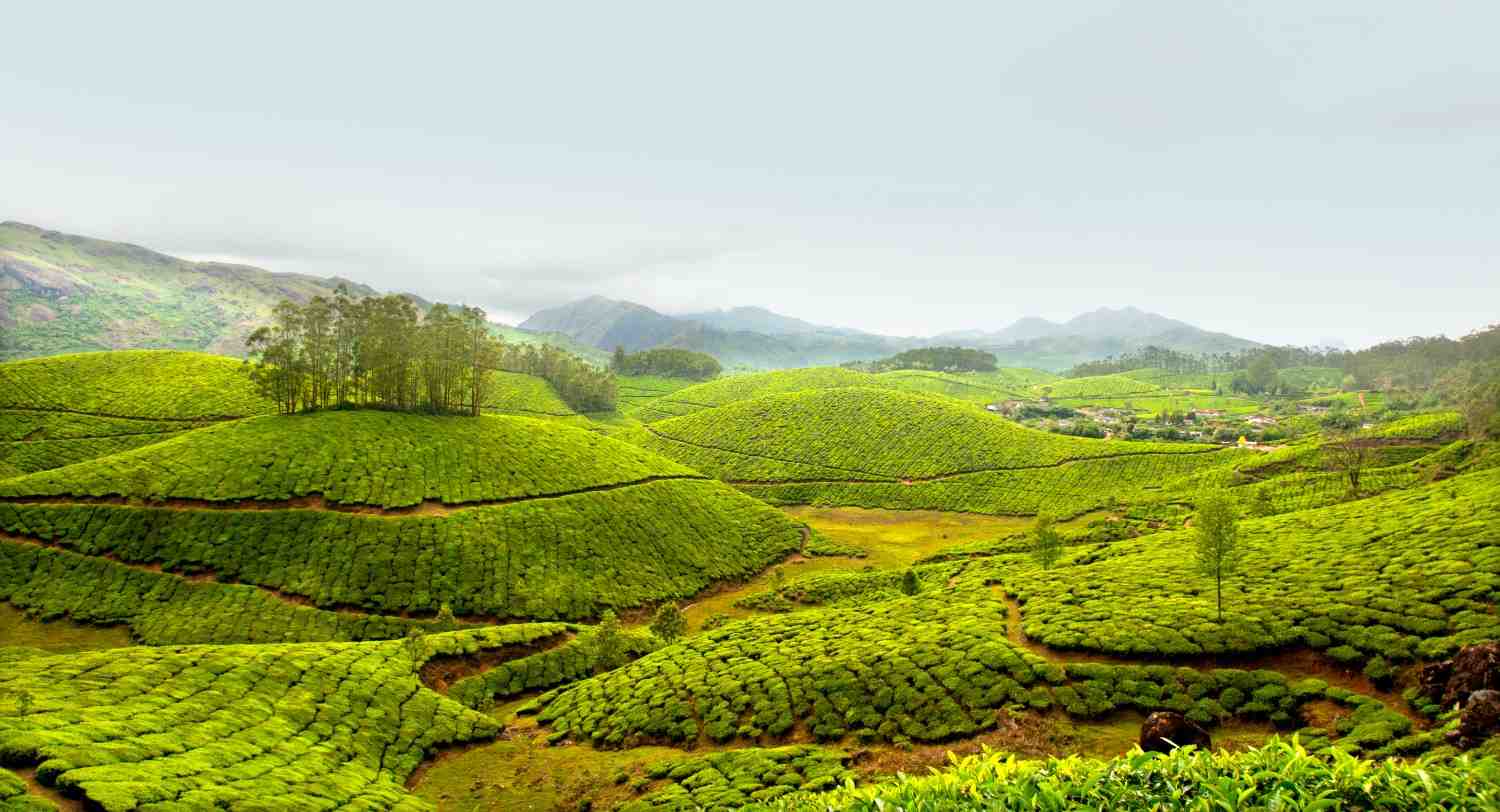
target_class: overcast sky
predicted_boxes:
[3,2,1496,347]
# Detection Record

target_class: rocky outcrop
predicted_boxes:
[1420,642,1500,707]
[1139,711,1211,754]
[1449,689,1500,750]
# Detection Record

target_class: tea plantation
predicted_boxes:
[0,627,559,810]
[0,350,275,419]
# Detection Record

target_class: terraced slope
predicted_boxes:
[984,467,1500,666]
[0,627,557,810]
[1,411,805,632]
[1033,373,1164,400]
[629,388,1240,515]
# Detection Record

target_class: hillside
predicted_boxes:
[627,387,1242,515]
[0,222,392,359]
[0,410,804,626]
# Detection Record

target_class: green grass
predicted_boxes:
[0,626,561,810]
[778,739,1500,811]
[0,410,697,507]
[0,350,274,418]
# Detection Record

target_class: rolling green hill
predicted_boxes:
[1,410,805,631]
[627,387,1243,516]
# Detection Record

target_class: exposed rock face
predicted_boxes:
[1449,689,1500,750]
[1139,711,1211,754]
[1421,642,1500,707]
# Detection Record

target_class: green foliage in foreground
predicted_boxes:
[636,388,1216,482]
[0,627,561,811]
[0,410,695,507]
[988,468,1500,664]
[1,477,803,621]
[777,740,1500,811]
[0,350,275,418]
[623,746,852,810]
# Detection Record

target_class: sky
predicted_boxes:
[2,2,1496,348]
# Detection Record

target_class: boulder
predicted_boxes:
[1448,689,1500,749]
[1139,711,1211,754]
[1422,642,1500,707]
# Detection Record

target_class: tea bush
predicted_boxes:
[777,739,1500,811]
[0,767,56,810]
[0,477,804,621]
[483,370,575,417]
[0,627,550,810]
[1034,373,1163,400]
[621,746,852,810]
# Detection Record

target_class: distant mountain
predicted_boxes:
[521,297,905,368]
[0,221,393,359]
[680,306,868,338]
[526,299,1261,371]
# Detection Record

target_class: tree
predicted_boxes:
[1194,492,1241,623]
[901,569,921,595]
[591,610,627,673]
[434,602,457,632]
[1031,513,1063,570]
[612,345,627,371]
[1324,432,1371,497]
[650,602,687,643]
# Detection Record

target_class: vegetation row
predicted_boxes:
[0,350,274,419]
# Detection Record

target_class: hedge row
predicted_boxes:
[0,432,190,478]
[0,628,551,810]
[0,410,697,508]
[0,477,803,620]
[0,350,275,418]
[0,540,438,645]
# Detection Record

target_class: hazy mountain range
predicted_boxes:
[2,222,1259,370]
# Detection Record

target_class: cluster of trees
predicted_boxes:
[500,342,616,412]
[858,346,999,373]
[245,291,495,415]
[611,346,722,380]
[244,288,617,415]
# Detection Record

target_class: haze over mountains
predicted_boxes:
[4,221,1260,370]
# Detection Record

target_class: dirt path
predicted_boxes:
[13,766,86,812]
[0,474,710,518]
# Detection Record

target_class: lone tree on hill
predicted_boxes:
[1031,513,1063,570]
[591,610,627,673]
[1194,492,1242,623]
[901,568,921,595]
[650,602,687,643]
[1324,431,1371,497]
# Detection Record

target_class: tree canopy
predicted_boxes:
[612,347,722,380]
